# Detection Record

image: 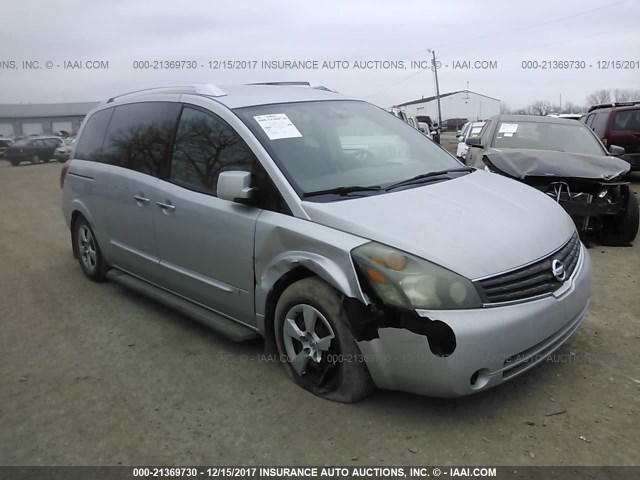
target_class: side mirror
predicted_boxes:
[465,137,483,148]
[217,171,253,202]
[608,145,625,156]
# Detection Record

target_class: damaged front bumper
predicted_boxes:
[357,245,591,397]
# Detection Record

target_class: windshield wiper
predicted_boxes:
[385,167,474,191]
[302,185,382,198]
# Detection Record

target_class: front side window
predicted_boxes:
[235,100,462,198]
[101,102,181,177]
[492,121,606,156]
[169,107,255,196]
[591,112,609,137]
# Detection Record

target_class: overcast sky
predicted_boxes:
[1,0,639,109]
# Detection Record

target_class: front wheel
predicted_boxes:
[72,217,107,281]
[274,277,374,403]
[604,191,639,246]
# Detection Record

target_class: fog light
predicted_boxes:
[470,368,491,390]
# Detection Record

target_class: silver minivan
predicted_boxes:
[61,83,591,402]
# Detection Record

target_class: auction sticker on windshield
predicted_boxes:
[498,123,518,137]
[254,113,303,140]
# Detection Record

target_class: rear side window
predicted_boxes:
[169,107,255,195]
[612,109,640,133]
[591,112,609,137]
[101,102,181,177]
[74,108,114,161]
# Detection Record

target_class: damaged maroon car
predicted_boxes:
[465,115,639,245]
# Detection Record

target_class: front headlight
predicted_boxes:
[351,243,482,310]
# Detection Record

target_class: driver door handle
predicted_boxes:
[156,201,176,212]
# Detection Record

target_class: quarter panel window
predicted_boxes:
[101,102,181,177]
[73,108,114,161]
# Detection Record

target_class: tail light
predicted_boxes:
[60,160,70,189]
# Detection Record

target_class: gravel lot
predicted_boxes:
[0,157,639,466]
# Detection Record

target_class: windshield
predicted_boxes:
[235,100,462,197]
[492,121,605,155]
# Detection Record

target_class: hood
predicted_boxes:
[484,148,630,181]
[302,170,576,280]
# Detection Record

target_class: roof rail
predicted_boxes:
[588,100,640,112]
[105,84,226,103]
[247,81,336,92]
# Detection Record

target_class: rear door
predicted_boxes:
[153,103,265,325]
[91,101,181,282]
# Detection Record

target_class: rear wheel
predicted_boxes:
[9,159,18,166]
[72,217,107,281]
[274,277,374,403]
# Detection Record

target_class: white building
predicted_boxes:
[396,90,500,124]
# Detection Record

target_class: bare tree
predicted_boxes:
[500,102,511,114]
[586,89,611,105]
[528,100,552,116]
[561,101,582,114]
[612,88,640,102]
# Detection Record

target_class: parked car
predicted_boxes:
[456,121,486,159]
[61,83,591,402]
[442,118,468,131]
[54,136,76,162]
[406,114,433,140]
[582,101,640,171]
[0,138,14,157]
[5,136,63,165]
[466,115,638,245]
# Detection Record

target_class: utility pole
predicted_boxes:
[428,49,443,133]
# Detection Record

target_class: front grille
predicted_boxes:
[476,233,581,304]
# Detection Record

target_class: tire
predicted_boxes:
[604,191,639,246]
[619,191,640,243]
[9,159,18,166]
[72,216,107,281]
[274,277,375,403]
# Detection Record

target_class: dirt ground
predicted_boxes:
[0,156,638,467]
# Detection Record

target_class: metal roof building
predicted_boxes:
[0,102,99,138]
[396,90,500,124]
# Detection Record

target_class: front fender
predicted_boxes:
[254,212,370,328]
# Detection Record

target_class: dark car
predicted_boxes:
[465,114,638,245]
[5,136,63,166]
[443,118,468,131]
[582,101,640,171]
[0,138,14,157]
